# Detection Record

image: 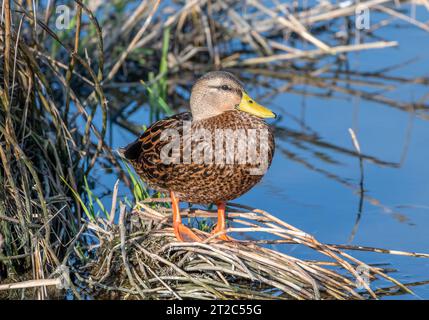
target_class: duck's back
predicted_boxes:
[124,110,275,204]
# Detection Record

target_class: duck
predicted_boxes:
[123,71,276,242]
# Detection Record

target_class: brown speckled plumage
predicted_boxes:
[123,71,275,204]
[124,110,274,204]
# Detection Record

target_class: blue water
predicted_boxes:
[239,26,429,298]
[89,7,429,299]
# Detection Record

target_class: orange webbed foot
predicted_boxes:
[171,191,203,242]
[174,222,203,242]
[210,225,234,241]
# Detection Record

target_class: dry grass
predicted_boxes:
[65,198,427,300]
[2,195,428,299]
[0,0,113,299]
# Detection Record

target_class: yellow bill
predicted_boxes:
[236,92,276,118]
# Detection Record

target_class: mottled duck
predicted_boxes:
[123,71,276,242]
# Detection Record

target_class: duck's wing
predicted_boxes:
[123,112,192,191]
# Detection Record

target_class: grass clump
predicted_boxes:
[72,197,426,300]
[0,0,109,299]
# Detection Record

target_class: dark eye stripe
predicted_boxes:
[207,85,242,95]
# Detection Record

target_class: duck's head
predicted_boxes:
[190,71,276,121]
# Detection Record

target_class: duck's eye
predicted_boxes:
[220,85,231,91]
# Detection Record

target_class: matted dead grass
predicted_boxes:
[71,198,427,300]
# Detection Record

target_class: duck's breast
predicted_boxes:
[167,111,275,203]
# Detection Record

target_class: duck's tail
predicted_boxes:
[120,139,142,161]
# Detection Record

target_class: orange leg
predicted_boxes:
[211,202,233,241]
[171,191,202,242]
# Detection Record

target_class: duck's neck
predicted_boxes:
[190,101,226,121]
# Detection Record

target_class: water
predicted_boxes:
[92,10,429,299]
[240,27,429,298]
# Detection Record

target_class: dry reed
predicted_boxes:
[68,198,428,300]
